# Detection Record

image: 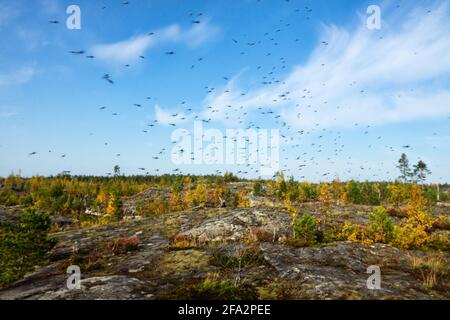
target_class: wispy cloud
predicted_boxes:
[426,134,450,146]
[92,20,219,64]
[0,3,21,28]
[202,2,450,130]
[16,27,49,51]
[183,19,220,47]
[38,0,60,15]
[0,111,17,119]
[93,33,156,64]
[155,104,189,125]
[0,67,35,87]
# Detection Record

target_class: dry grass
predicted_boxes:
[169,234,199,250]
[386,207,408,218]
[432,214,450,231]
[110,236,141,254]
[248,227,275,243]
[409,253,449,289]
[58,250,106,273]
[210,245,264,270]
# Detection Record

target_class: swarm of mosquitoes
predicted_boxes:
[27,1,443,181]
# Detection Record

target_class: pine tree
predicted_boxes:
[275,172,287,200]
[397,153,412,182]
[413,160,431,183]
[106,192,123,221]
[113,165,121,177]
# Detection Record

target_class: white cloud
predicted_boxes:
[0,111,17,119]
[183,19,220,47]
[155,104,189,125]
[16,27,49,51]
[92,21,219,64]
[38,0,60,15]
[0,67,35,87]
[426,135,450,146]
[0,3,21,28]
[93,34,156,64]
[202,3,450,130]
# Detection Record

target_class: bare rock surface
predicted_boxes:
[260,242,443,299]
[38,276,149,300]
[1,206,449,300]
[174,208,291,244]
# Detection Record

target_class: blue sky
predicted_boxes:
[0,0,449,182]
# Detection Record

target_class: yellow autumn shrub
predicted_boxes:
[337,221,367,243]
[392,184,433,249]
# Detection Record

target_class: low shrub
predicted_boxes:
[110,236,140,254]
[392,185,433,249]
[409,253,449,289]
[161,273,258,300]
[336,221,366,242]
[426,232,450,252]
[169,235,197,251]
[58,252,105,273]
[292,213,318,245]
[0,209,56,286]
[211,246,264,269]
[432,214,450,231]
[252,181,265,196]
[365,207,394,243]
[192,275,257,300]
[392,223,430,249]
[248,227,274,243]
[386,207,408,218]
[392,211,432,250]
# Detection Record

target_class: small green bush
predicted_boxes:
[195,280,239,299]
[366,207,394,243]
[0,209,56,286]
[292,213,318,245]
[161,276,258,300]
[253,181,264,196]
[440,192,449,202]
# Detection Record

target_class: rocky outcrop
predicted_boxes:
[0,206,448,300]
[39,276,149,300]
[0,205,24,223]
[260,242,441,299]
[173,208,291,244]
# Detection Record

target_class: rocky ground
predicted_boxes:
[1,203,449,300]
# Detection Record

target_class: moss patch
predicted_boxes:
[158,249,211,274]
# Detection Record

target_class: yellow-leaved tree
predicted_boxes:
[96,189,109,212]
[393,183,432,249]
[237,190,250,208]
[331,179,343,205]
[169,190,184,212]
[387,182,408,208]
[106,192,123,221]
[213,183,225,207]
[193,180,207,207]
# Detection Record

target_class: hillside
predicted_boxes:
[1,190,449,300]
